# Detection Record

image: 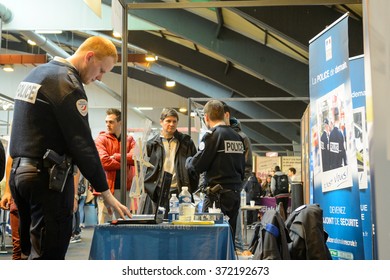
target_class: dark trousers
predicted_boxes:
[203,189,240,240]
[247,210,259,225]
[72,207,81,236]
[276,196,289,219]
[10,163,73,259]
[9,200,22,260]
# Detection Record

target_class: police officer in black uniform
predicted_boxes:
[329,107,347,169]
[320,118,331,171]
[9,36,131,259]
[186,100,245,237]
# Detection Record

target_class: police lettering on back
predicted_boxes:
[225,140,244,153]
[14,82,41,104]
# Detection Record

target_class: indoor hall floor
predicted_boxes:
[0,226,94,260]
[0,225,255,260]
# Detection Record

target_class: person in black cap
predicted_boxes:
[320,118,331,171]
[329,107,347,169]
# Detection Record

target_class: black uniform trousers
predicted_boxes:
[275,195,289,219]
[203,188,240,242]
[9,160,74,259]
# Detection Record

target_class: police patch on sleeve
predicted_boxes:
[14,82,41,104]
[199,141,205,151]
[76,99,88,116]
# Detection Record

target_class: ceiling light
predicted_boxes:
[190,112,197,117]
[165,80,176,87]
[3,64,14,72]
[266,152,278,157]
[27,39,37,46]
[35,30,63,34]
[137,107,153,110]
[179,107,187,113]
[145,54,158,62]
[112,31,121,38]
[2,103,13,110]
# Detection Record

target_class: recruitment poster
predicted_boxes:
[309,14,364,259]
[350,55,373,259]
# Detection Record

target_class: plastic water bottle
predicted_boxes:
[170,193,179,213]
[168,194,179,222]
[240,188,246,207]
[197,192,204,213]
[179,186,192,221]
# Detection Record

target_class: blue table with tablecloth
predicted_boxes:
[89,222,236,260]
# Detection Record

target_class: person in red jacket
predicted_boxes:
[95,108,136,223]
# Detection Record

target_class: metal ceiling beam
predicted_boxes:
[0,54,47,64]
[10,30,298,146]
[134,63,292,145]
[235,5,363,57]
[252,149,294,154]
[127,31,308,120]
[19,31,69,58]
[145,60,300,143]
[126,61,293,145]
[126,0,309,97]
[120,66,293,150]
[252,143,295,146]
[111,66,206,100]
[111,65,292,148]
[229,7,309,57]
[15,30,294,145]
[192,97,309,101]
[125,0,362,9]
[111,66,292,148]
[239,118,301,122]
[215,8,224,39]
[236,121,289,149]
[17,31,152,122]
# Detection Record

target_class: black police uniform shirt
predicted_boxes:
[186,125,245,189]
[329,126,347,169]
[10,57,109,193]
[320,130,330,171]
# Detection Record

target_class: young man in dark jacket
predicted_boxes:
[143,108,198,214]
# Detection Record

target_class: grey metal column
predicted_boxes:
[120,1,128,206]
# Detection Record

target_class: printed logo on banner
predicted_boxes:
[325,36,332,61]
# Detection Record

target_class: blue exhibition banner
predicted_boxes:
[350,55,373,259]
[309,14,365,260]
